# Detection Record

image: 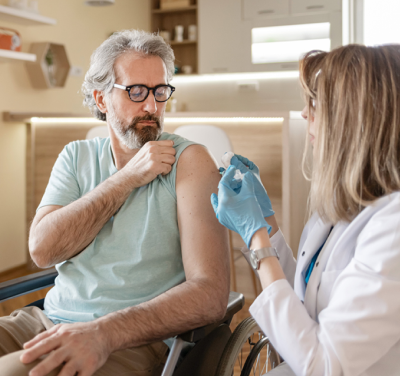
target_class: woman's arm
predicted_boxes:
[249,227,286,287]
[250,198,400,375]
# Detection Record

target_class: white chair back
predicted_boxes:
[86,125,109,140]
[173,124,233,168]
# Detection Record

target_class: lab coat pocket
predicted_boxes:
[316,269,343,317]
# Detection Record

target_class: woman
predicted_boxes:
[211,44,400,375]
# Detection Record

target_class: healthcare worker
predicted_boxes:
[211,44,400,375]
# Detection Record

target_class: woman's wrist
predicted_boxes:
[250,227,272,250]
[264,215,279,237]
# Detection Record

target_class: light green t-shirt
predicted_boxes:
[39,132,196,324]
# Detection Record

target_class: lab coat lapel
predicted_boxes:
[294,216,332,301]
[303,222,349,320]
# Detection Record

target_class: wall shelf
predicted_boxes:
[170,39,197,45]
[26,42,71,88]
[0,5,56,26]
[152,5,197,14]
[151,0,198,73]
[0,49,36,62]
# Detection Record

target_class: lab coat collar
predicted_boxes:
[294,214,333,300]
[303,222,350,319]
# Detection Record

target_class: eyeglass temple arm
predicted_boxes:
[113,83,127,90]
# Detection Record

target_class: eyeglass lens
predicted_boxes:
[129,85,173,102]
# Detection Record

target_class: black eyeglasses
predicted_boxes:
[113,83,175,103]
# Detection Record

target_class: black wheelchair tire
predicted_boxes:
[240,335,280,376]
[215,317,280,376]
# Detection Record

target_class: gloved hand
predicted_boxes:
[231,154,275,218]
[211,165,271,248]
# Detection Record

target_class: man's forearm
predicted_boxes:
[96,277,229,352]
[29,170,135,267]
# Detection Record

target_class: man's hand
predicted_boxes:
[124,140,176,188]
[20,322,111,376]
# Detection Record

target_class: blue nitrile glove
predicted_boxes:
[219,167,242,193]
[231,154,275,218]
[211,165,271,248]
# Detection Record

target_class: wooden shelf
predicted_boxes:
[0,49,36,62]
[152,5,197,14]
[26,42,71,89]
[170,39,197,45]
[0,5,56,26]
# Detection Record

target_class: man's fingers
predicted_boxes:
[28,348,66,376]
[147,140,174,147]
[154,145,176,155]
[21,337,60,364]
[23,327,58,349]
[160,163,173,176]
[160,154,176,165]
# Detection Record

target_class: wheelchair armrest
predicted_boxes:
[178,291,245,343]
[0,268,58,303]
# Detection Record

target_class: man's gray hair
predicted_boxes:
[82,29,175,121]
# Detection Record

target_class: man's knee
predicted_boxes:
[0,350,60,376]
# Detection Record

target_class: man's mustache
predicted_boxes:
[129,114,161,130]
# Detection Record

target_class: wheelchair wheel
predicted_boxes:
[215,317,280,376]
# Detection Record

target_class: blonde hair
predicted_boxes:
[300,44,400,223]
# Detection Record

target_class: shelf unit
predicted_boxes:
[0,49,36,62]
[152,5,197,14]
[151,0,198,74]
[26,43,71,89]
[0,5,56,65]
[0,5,56,26]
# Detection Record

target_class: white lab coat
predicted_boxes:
[249,192,400,376]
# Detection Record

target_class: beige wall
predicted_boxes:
[0,0,150,272]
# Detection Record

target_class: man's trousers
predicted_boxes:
[0,306,168,376]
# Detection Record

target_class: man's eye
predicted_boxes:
[131,87,146,95]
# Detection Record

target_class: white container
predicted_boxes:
[174,25,184,42]
[181,65,193,74]
[159,31,171,43]
[188,24,197,41]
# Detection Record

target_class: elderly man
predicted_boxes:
[0,30,229,376]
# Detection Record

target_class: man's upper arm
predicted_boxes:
[176,145,230,305]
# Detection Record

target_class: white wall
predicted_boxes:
[171,77,304,112]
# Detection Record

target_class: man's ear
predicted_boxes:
[93,90,107,114]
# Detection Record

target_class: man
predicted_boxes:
[0,30,230,376]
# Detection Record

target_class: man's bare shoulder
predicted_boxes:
[176,144,220,184]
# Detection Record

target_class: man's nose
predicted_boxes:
[142,91,157,114]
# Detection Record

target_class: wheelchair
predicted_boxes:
[0,268,281,376]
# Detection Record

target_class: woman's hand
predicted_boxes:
[211,165,271,248]
[230,155,275,218]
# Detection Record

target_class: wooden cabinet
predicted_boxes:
[291,0,341,15]
[151,0,198,74]
[197,0,342,74]
[243,0,290,20]
[198,0,243,74]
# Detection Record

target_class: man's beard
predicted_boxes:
[107,101,163,149]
